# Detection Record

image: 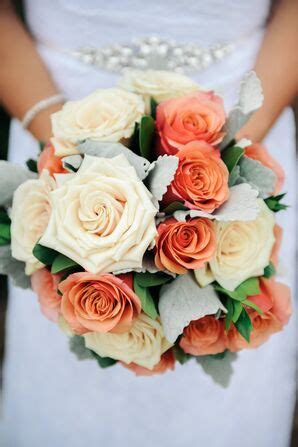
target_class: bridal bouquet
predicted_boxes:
[0,70,292,382]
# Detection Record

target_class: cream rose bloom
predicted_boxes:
[84,313,172,369]
[119,69,199,112]
[39,154,157,274]
[51,88,144,144]
[11,170,56,275]
[50,137,79,157]
[195,200,275,291]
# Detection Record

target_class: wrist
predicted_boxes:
[27,100,64,142]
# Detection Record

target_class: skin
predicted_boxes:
[0,0,297,143]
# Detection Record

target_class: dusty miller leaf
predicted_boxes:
[220,72,263,148]
[146,155,179,207]
[196,351,238,387]
[62,155,83,172]
[77,140,151,180]
[158,272,226,343]
[0,161,37,206]
[238,157,276,199]
[0,245,31,289]
[174,184,260,222]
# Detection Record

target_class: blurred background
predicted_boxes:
[0,1,296,444]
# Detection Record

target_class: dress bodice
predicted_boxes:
[24,0,270,49]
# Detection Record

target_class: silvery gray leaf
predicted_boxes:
[0,161,37,206]
[196,352,238,387]
[0,245,31,289]
[220,71,263,149]
[239,156,276,199]
[77,140,151,180]
[238,71,264,114]
[62,155,83,172]
[69,335,93,360]
[174,184,260,222]
[159,272,226,343]
[146,155,179,207]
[228,165,241,186]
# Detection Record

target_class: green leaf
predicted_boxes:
[150,97,158,119]
[90,350,117,368]
[0,223,11,243]
[232,300,243,323]
[0,210,11,224]
[51,254,78,274]
[32,243,58,265]
[221,146,244,173]
[243,299,263,315]
[139,115,155,159]
[26,158,38,173]
[225,297,234,330]
[207,350,227,360]
[234,308,253,342]
[173,344,191,364]
[162,201,188,214]
[264,193,288,212]
[39,141,45,153]
[263,262,276,279]
[133,275,158,319]
[134,272,171,288]
[236,277,260,300]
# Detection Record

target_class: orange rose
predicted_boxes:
[154,217,216,274]
[227,278,292,351]
[38,142,67,176]
[180,315,227,356]
[245,143,285,194]
[163,142,229,212]
[156,91,225,155]
[59,272,141,335]
[122,349,175,376]
[31,268,62,322]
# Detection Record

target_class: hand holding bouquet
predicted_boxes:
[0,70,291,382]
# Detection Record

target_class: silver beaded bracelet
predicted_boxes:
[21,94,65,129]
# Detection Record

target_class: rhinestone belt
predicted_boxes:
[49,36,236,74]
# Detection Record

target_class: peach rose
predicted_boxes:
[38,142,67,177]
[156,91,225,155]
[31,268,62,322]
[122,349,175,376]
[163,142,229,212]
[271,224,283,267]
[59,272,141,335]
[227,278,292,351]
[155,217,216,274]
[245,143,285,194]
[180,315,227,356]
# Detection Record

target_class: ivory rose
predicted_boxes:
[11,170,56,275]
[163,142,229,212]
[31,268,62,322]
[39,154,157,274]
[50,137,79,157]
[122,349,175,376]
[245,143,285,194]
[51,88,144,144]
[180,315,227,356]
[195,200,275,291]
[154,217,216,274]
[156,91,225,155]
[119,69,199,113]
[38,142,67,176]
[227,278,292,351]
[59,272,141,334]
[84,313,172,370]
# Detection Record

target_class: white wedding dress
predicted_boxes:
[0,1,296,446]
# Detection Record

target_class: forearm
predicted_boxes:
[0,1,63,141]
[237,0,298,142]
